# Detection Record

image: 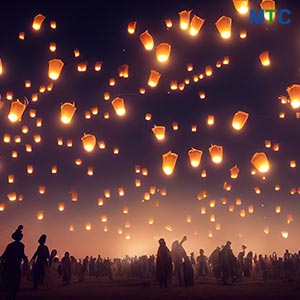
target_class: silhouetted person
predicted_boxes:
[61,252,71,285]
[0,225,26,300]
[197,249,209,278]
[30,234,50,290]
[171,236,187,286]
[219,241,237,284]
[155,238,172,288]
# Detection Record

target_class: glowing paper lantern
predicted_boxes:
[165,18,173,28]
[178,10,192,30]
[81,134,96,152]
[77,62,87,72]
[32,14,46,30]
[232,0,249,14]
[188,148,203,168]
[49,42,56,52]
[259,51,271,66]
[281,231,288,239]
[127,21,137,34]
[286,84,300,109]
[27,165,34,174]
[37,211,44,220]
[118,64,129,78]
[94,61,102,71]
[8,99,27,122]
[207,115,215,126]
[275,205,281,213]
[85,223,91,231]
[251,152,270,173]
[147,70,161,87]
[230,165,239,178]
[232,110,249,130]
[260,0,276,22]
[19,32,25,40]
[189,15,205,36]
[205,65,213,77]
[48,59,64,80]
[215,16,232,39]
[162,151,178,175]
[152,125,166,141]
[112,97,126,116]
[240,29,247,39]
[0,204,5,211]
[139,30,154,50]
[156,43,171,63]
[209,145,223,164]
[58,203,65,212]
[38,186,46,194]
[240,209,246,217]
[51,165,57,174]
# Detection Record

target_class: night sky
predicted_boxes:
[1,0,300,259]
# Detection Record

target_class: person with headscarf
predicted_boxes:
[155,238,172,288]
[0,225,26,300]
[30,234,50,290]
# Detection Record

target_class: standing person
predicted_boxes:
[155,238,172,288]
[171,236,187,286]
[61,252,71,285]
[30,234,50,290]
[0,225,26,300]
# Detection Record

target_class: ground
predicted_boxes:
[2,276,300,300]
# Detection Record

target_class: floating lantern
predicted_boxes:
[200,206,206,214]
[264,226,269,234]
[188,148,203,168]
[254,186,261,194]
[14,136,21,143]
[109,78,116,86]
[27,165,34,174]
[165,18,173,28]
[251,152,270,173]
[215,16,232,39]
[210,200,216,208]
[127,21,137,34]
[170,80,178,90]
[36,118,42,127]
[112,97,126,116]
[209,145,223,164]
[232,0,249,14]
[37,211,44,220]
[236,198,242,205]
[8,99,27,122]
[104,189,110,198]
[275,205,281,213]
[229,205,235,212]
[201,169,207,177]
[85,223,91,231]
[144,192,150,201]
[101,215,107,223]
[210,214,216,222]
[104,92,110,100]
[142,168,148,176]
[87,167,93,176]
[33,135,41,143]
[60,102,76,124]
[139,30,154,50]
[98,198,104,206]
[73,49,80,57]
[19,32,25,40]
[240,29,247,39]
[287,214,293,224]
[118,187,125,196]
[81,134,96,152]
[240,209,246,217]
[172,122,179,130]
[286,84,300,109]
[118,64,129,78]
[191,124,197,132]
[274,184,281,191]
[77,62,87,72]
[178,10,192,30]
[98,140,106,149]
[156,43,171,63]
[51,165,57,174]
[265,140,271,148]
[25,144,32,152]
[189,15,205,36]
[49,42,56,52]
[149,186,156,194]
[207,115,215,125]
[32,14,46,30]
[272,143,280,151]
[57,137,63,146]
[94,61,102,71]
[232,110,249,130]
[48,59,64,80]
[260,0,276,22]
[259,51,271,66]
[38,186,46,194]
[11,151,18,158]
[135,179,141,187]
[0,204,5,211]
[230,165,239,178]
[248,205,254,214]
[152,125,165,141]
[290,160,296,168]
[281,231,288,239]
[3,133,11,143]
[69,225,75,232]
[148,70,161,87]
[145,113,152,121]
[162,151,178,175]
[58,203,65,212]
[8,175,14,183]
[205,65,213,77]
[50,20,56,29]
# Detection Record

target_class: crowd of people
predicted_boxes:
[1,225,300,299]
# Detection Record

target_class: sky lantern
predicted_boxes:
[11,151,18,158]
[170,80,178,90]
[209,145,223,164]
[50,20,56,29]
[139,30,154,50]
[205,65,213,77]
[19,32,25,40]
[36,118,42,127]
[232,0,249,15]
[14,135,21,143]
[85,223,91,231]
[264,226,269,235]
[290,160,296,168]
[162,151,178,175]
[77,62,88,72]
[0,58,3,75]
[3,134,11,143]
[94,61,102,71]
[32,13,46,30]
[118,64,129,78]
[189,15,205,36]
[58,202,65,212]
[172,122,179,130]
[281,231,288,239]
[81,134,96,152]
[272,143,279,151]
[135,179,141,187]
[73,49,80,57]
[201,169,207,177]
[228,205,235,212]
[8,98,28,122]
[0,204,5,211]
[215,16,232,39]
[286,84,300,109]
[260,0,276,22]
[178,10,192,30]
[248,205,254,214]
[48,59,64,80]
[135,165,140,173]
[210,200,216,208]
[165,18,173,28]
[27,165,34,174]
[6,91,13,100]
[152,125,166,141]
[37,211,44,220]
[87,167,93,176]
[232,110,249,130]
[230,164,239,178]
[127,21,137,34]
[112,97,126,116]
[188,148,203,168]
[156,43,171,63]
[207,115,215,126]
[191,124,197,132]
[251,152,270,173]
[240,29,247,39]
[141,168,148,176]
[148,69,161,87]
[259,51,271,66]
[8,175,14,184]
[51,165,57,174]
[240,209,246,218]
[49,42,56,52]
